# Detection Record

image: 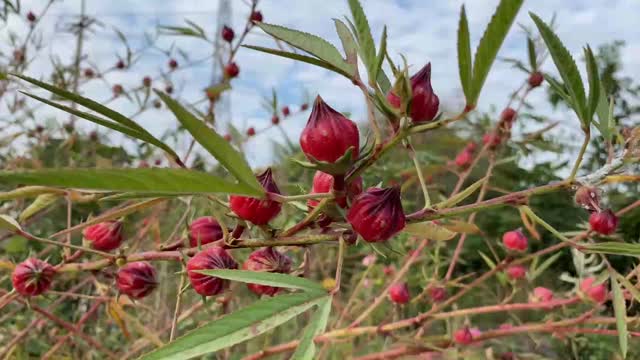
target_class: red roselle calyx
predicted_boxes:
[271,115,280,125]
[282,106,290,117]
[188,216,224,247]
[505,265,527,280]
[530,286,553,303]
[225,62,239,78]
[500,107,517,124]
[453,327,477,345]
[242,247,292,296]
[187,246,238,296]
[429,286,447,302]
[116,261,157,299]
[502,230,528,252]
[250,11,263,23]
[346,187,405,242]
[454,149,473,168]
[307,171,363,209]
[247,127,256,136]
[168,58,178,70]
[387,62,439,123]
[112,84,123,96]
[83,220,124,251]
[27,11,36,22]
[230,168,282,225]
[528,71,544,88]
[221,25,235,42]
[574,186,601,212]
[300,96,360,164]
[482,132,501,149]
[580,277,608,303]
[389,282,410,304]
[116,59,125,69]
[12,258,55,296]
[589,209,618,235]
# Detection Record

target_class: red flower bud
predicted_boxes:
[500,107,517,124]
[225,62,239,78]
[116,59,125,69]
[389,282,410,304]
[142,76,152,87]
[383,265,395,276]
[242,247,292,296]
[580,277,608,303]
[589,209,618,235]
[165,84,174,94]
[387,62,439,123]
[574,186,600,212]
[188,217,224,247]
[224,134,232,142]
[221,25,235,42]
[502,230,528,252]
[250,11,263,23]
[429,286,447,302]
[153,99,162,109]
[528,71,544,88]
[300,96,359,164]
[300,103,309,111]
[454,149,473,168]
[453,327,476,345]
[116,261,157,299]
[168,58,178,70]
[282,106,290,117]
[482,132,501,149]
[505,265,527,280]
[112,84,123,96]
[27,11,36,22]
[271,115,280,125]
[84,68,95,78]
[307,171,363,208]
[465,142,477,153]
[12,258,55,296]
[230,168,282,225]
[530,286,553,303]
[347,187,405,242]
[246,127,256,137]
[83,220,124,251]
[187,246,238,296]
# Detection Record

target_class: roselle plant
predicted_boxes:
[1,0,640,359]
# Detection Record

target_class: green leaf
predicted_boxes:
[347,0,376,80]
[19,193,60,222]
[290,296,332,360]
[530,252,562,280]
[0,215,21,232]
[435,176,485,209]
[404,222,457,241]
[583,242,640,257]
[527,37,537,70]
[374,27,391,92]
[615,272,640,304]
[0,168,261,196]
[530,13,587,126]
[194,270,326,294]
[139,292,326,360]
[457,5,472,101]
[333,19,358,66]
[469,0,524,106]
[255,23,354,77]
[0,186,64,201]
[545,74,574,107]
[610,270,628,358]
[243,45,351,78]
[155,91,263,194]
[584,45,600,121]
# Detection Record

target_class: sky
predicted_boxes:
[5,0,640,169]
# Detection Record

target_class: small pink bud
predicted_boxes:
[389,282,410,304]
[307,171,362,209]
[84,68,95,78]
[453,327,474,345]
[165,84,174,94]
[589,209,618,235]
[580,277,608,303]
[530,286,554,303]
[225,62,239,78]
[187,246,238,296]
[499,323,513,330]
[500,107,517,124]
[454,149,473,168]
[246,127,256,137]
[83,221,124,251]
[506,265,527,280]
[282,106,290,117]
[221,25,235,42]
[429,286,447,302]
[346,187,405,242]
[26,11,36,22]
[112,84,123,96]
[12,258,55,296]
[502,230,528,252]
[142,76,152,87]
[465,142,477,153]
[383,265,395,276]
[362,254,376,266]
[243,247,292,296]
[300,103,309,111]
[271,115,280,125]
[300,96,360,164]
[483,132,501,149]
[188,217,224,247]
[250,11,263,23]
[223,134,232,142]
[168,58,178,70]
[116,261,157,299]
[528,71,544,88]
[229,168,282,225]
[116,59,125,69]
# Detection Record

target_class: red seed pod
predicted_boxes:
[27,11,36,22]
[530,286,553,303]
[116,59,125,69]
[84,68,95,78]
[482,132,501,149]
[300,96,360,164]
[454,149,473,168]
[221,25,235,42]
[580,277,608,303]
[168,58,178,70]
[453,327,474,345]
[574,186,601,212]
[389,282,410,304]
[429,286,447,303]
[250,11,263,23]
[112,84,123,96]
[188,217,224,247]
[387,62,439,123]
[307,171,363,208]
[282,106,290,117]
[506,265,527,280]
[528,71,544,88]
[230,168,282,225]
[187,247,238,296]
[502,230,528,252]
[242,247,292,296]
[346,187,405,242]
[246,127,256,137]
[83,220,124,251]
[142,76,152,87]
[225,62,239,78]
[116,261,157,299]
[271,115,280,125]
[500,107,517,124]
[12,258,55,296]
[589,209,618,235]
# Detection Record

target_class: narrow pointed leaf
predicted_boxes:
[333,19,358,66]
[435,176,486,209]
[457,5,472,101]
[0,215,21,232]
[374,26,391,92]
[290,296,332,360]
[583,242,640,256]
[139,292,325,360]
[527,37,537,70]
[155,91,263,194]
[243,45,350,78]
[19,193,60,222]
[610,271,628,358]
[195,270,326,294]
[584,46,600,121]
[347,0,376,79]
[404,222,457,241]
[469,0,524,105]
